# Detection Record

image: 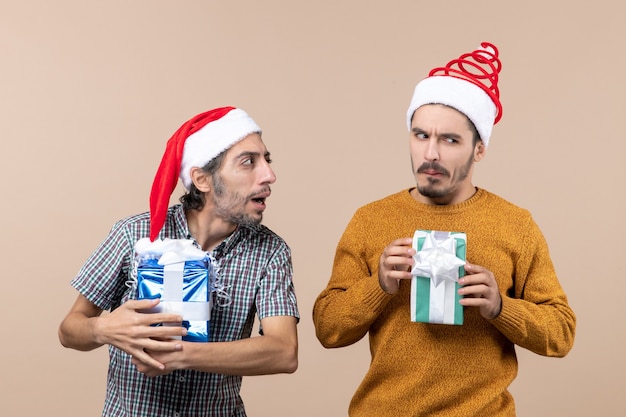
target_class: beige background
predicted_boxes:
[1,0,624,415]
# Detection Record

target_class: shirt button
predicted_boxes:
[179,376,186,382]
[174,413,180,417]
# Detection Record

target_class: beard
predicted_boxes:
[414,153,474,200]
[211,174,264,227]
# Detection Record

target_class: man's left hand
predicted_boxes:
[458,263,502,320]
[131,345,183,377]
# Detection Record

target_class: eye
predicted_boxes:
[444,137,458,144]
[415,132,428,140]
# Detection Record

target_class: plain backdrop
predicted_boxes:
[1,1,624,416]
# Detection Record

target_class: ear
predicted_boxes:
[189,167,211,192]
[474,141,487,162]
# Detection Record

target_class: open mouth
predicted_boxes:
[250,189,270,206]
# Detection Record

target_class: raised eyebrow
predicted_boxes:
[441,132,463,139]
[411,127,462,139]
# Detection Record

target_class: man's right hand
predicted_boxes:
[378,238,415,295]
[93,298,187,370]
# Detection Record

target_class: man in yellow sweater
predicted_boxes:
[312,42,576,416]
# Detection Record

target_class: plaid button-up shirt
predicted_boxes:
[71,204,299,417]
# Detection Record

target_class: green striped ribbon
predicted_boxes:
[410,230,466,325]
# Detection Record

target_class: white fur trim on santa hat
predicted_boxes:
[406,76,496,147]
[180,108,261,189]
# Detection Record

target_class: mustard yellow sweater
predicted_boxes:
[313,188,575,417]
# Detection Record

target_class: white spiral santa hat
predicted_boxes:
[406,42,503,147]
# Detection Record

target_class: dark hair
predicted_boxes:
[179,150,226,211]
[466,117,481,146]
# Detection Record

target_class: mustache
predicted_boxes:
[248,186,271,199]
[416,162,450,177]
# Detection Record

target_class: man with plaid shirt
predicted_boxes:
[59,107,299,417]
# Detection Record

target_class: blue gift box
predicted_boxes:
[137,258,214,342]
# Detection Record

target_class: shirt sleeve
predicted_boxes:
[490,216,576,357]
[70,220,135,311]
[256,240,300,321]
[312,211,396,348]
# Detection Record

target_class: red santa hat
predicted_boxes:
[406,42,503,147]
[149,106,261,241]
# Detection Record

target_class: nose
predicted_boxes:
[260,160,277,184]
[424,138,439,161]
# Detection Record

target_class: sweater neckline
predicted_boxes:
[401,187,486,211]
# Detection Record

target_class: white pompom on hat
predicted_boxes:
[406,42,503,147]
[149,106,261,241]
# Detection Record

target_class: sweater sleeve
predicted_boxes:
[312,212,395,348]
[490,216,576,357]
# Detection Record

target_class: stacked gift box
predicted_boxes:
[134,238,216,342]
